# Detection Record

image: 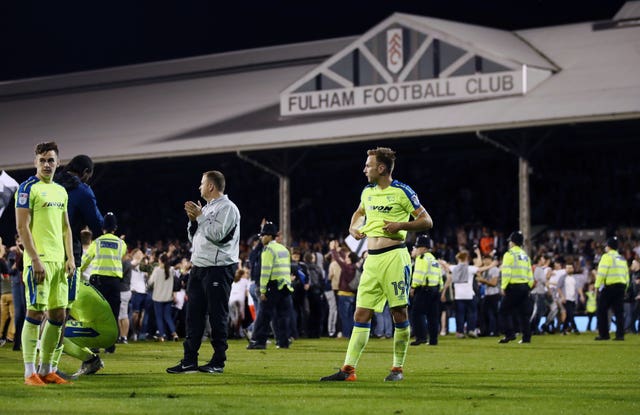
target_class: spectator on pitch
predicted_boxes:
[9,235,26,351]
[304,251,326,338]
[129,249,151,341]
[228,267,250,339]
[623,259,639,334]
[290,247,309,339]
[325,244,341,337]
[147,253,179,342]
[117,250,132,344]
[530,254,551,334]
[543,257,567,334]
[557,263,584,334]
[475,253,501,337]
[330,244,358,339]
[0,239,15,347]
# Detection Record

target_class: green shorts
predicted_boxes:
[24,262,69,311]
[356,244,411,313]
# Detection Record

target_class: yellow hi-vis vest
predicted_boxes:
[500,246,533,289]
[596,249,629,288]
[81,233,127,278]
[411,252,442,289]
[260,241,292,294]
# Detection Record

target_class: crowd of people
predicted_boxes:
[1,143,637,385]
[3,221,640,350]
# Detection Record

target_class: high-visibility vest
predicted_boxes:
[501,246,533,289]
[81,233,127,278]
[260,241,292,294]
[411,252,442,288]
[596,249,629,287]
[585,291,597,313]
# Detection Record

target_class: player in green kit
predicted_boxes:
[321,147,433,382]
[62,280,118,377]
[16,142,76,386]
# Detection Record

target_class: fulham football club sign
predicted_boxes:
[280,13,553,117]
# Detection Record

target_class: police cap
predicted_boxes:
[259,222,278,237]
[414,234,432,248]
[508,231,524,246]
[103,212,117,232]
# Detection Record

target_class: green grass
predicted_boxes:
[1,334,639,415]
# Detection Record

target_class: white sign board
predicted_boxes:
[281,69,524,116]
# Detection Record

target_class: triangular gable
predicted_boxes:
[280,13,554,116]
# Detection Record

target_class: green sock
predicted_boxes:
[63,337,94,362]
[344,323,371,368]
[22,318,41,369]
[40,319,63,366]
[392,322,410,368]
[51,345,64,370]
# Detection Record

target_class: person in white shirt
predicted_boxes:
[544,258,567,333]
[441,249,495,338]
[557,263,585,334]
[228,267,250,338]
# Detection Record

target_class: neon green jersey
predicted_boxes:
[358,180,421,240]
[15,176,68,266]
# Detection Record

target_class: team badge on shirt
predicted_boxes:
[411,194,420,206]
[18,192,28,206]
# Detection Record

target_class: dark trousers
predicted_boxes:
[564,300,578,333]
[484,294,501,335]
[252,283,292,347]
[306,287,325,338]
[411,287,440,344]
[597,283,625,339]
[11,278,26,350]
[94,276,121,324]
[183,264,235,367]
[500,284,532,342]
[455,298,478,333]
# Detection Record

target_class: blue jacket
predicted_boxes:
[55,171,103,264]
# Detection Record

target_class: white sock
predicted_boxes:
[24,363,36,378]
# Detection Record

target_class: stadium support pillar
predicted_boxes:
[519,157,531,254]
[476,130,533,253]
[279,175,291,247]
[236,151,291,245]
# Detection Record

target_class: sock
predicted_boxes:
[51,345,64,372]
[38,319,63,374]
[22,317,41,378]
[62,337,94,362]
[343,322,371,368]
[392,321,410,368]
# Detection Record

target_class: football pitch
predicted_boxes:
[1,334,638,415]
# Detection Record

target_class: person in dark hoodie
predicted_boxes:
[54,155,104,268]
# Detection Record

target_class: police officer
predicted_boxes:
[595,236,629,341]
[498,231,533,344]
[79,212,127,352]
[247,222,293,349]
[410,235,442,346]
